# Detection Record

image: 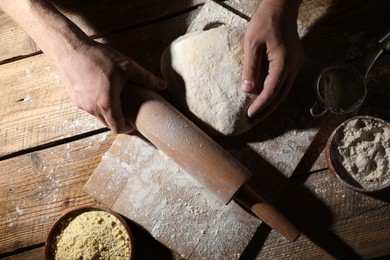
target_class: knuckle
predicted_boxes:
[242,62,257,75]
[244,34,263,52]
[83,105,94,115]
[266,87,277,98]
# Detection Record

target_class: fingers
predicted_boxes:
[88,97,134,134]
[87,72,134,134]
[251,69,298,123]
[102,59,164,133]
[103,59,163,133]
[247,60,286,117]
[125,60,166,91]
[102,73,134,134]
[103,96,134,134]
[241,38,264,94]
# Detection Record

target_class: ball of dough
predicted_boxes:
[161,25,256,136]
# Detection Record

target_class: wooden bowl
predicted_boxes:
[325,116,390,193]
[45,206,134,260]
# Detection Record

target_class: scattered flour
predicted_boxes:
[101,135,261,259]
[334,117,390,189]
[15,206,24,216]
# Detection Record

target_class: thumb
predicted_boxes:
[126,59,166,91]
[241,43,264,93]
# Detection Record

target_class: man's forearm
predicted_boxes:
[0,0,90,64]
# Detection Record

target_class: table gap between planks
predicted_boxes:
[0,0,204,258]
[1,0,390,259]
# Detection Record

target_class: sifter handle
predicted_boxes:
[353,30,390,78]
[378,30,390,51]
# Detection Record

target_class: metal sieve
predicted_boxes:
[310,30,390,118]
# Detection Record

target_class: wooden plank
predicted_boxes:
[256,206,390,259]
[0,11,40,63]
[222,0,334,38]
[300,0,390,63]
[0,132,115,255]
[254,171,390,259]
[84,134,262,259]
[1,238,182,260]
[0,0,205,63]
[186,0,248,33]
[0,55,103,158]
[101,10,200,74]
[0,10,199,158]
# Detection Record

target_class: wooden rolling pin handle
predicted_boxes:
[235,185,300,242]
[123,86,300,241]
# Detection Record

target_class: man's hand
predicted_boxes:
[0,0,165,134]
[241,0,303,121]
[59,42,165,133]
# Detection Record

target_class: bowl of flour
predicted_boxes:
[45,207,134,259]
[326,116,390,193]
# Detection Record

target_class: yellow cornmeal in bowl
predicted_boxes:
[49,210,131,260]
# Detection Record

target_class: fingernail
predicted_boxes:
[241,80,254,92]
[247,108,255,118]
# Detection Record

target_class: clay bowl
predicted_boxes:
[325,116,390,193]
[45,206,134,260]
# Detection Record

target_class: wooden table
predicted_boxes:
[1,0,390,259]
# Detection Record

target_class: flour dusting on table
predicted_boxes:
[95,135,261,259]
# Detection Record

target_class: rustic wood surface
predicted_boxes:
[0,0,389,259]
[0,0,204,63]
[0,4,200,158]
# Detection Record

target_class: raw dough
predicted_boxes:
[161,25,256,136]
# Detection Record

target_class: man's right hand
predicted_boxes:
[58,42,166,134]
[0,0,166,134]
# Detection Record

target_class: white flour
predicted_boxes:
[102,135,261,259]
[334,118,390,189]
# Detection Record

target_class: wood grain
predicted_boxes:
[85,134,262,259]
[254,171,390,259]
[256,206,390,259]
[0,10,199,158]
[300,0,390,63]
[1,0,390,259]
[0,132,115,255]
[0,0,204,63]
[0,55,103,158]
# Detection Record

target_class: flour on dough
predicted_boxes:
[161,25,256,136]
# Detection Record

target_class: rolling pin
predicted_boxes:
[123,86,300,242]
